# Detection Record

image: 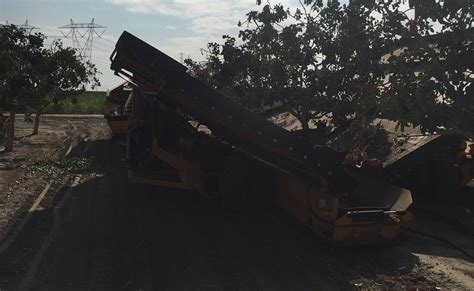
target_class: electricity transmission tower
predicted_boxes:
[59,19,106,60]
[2,20,38,34]
[17,20,38,34]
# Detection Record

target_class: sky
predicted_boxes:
[0,0,306,91]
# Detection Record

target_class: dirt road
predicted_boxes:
[0,116,473,290]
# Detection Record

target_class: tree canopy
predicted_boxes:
[0,25,44,113]
[186,0,473,140]
[0,24,99,150]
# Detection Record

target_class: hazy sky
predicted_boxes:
[1,0,310,90]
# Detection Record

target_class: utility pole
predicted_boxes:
[59,18,106,60]
[179,52,185,63]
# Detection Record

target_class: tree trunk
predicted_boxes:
[32,109,41,135]
[290,110,309,134]
[5,111,15,152]
[301,119,309,131]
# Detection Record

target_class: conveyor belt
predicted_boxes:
[110,31,354,191]
[383,134,465,177]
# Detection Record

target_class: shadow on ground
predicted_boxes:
[4,138,469,290]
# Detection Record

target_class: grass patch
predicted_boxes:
[44,91,106,114]
[30,157,93,177]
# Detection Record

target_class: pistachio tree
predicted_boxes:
[381,0,473,135]
[187,0,473,144]
[0,25,43,151]
[28,40,99,135]
[0,24,99,151]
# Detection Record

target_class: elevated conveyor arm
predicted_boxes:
[110,31,353,191]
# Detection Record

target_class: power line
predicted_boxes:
[45,35,67,38]
[94,39,115,49]
[91,53,112,60]
[92,57,109,62]
[91,59,110,66]
[97,37,116,44]
[92,43,111,51]
[92,41,114,51]
[91,55,111,63]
